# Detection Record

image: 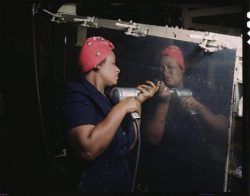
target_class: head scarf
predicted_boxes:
[78,36,115,73]
[156,45,185,70]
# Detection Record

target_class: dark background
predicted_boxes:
[0,1,249,195]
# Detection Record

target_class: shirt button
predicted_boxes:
[124,147,127,150]
[123,132,126,136]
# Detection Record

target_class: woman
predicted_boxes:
[60,36,160,192]
[142,45,228,191]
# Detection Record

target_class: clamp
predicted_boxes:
[189,32,229,52]
[116,20,148,37]
[73,16,97,28]
[43,9,97,27]
[43,9,66,24]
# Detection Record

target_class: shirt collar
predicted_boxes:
[80,75,100,95]
[80,75,112,97]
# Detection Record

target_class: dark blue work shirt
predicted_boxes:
[60,76,135,159]
[60,76,136,191]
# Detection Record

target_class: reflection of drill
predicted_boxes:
[171,88,207,168]
[169,88,196,115]
[169,88,193,101]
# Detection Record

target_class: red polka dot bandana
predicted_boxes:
[157,45,185,70]
[78,36,115,73]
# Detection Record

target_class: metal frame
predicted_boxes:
[76,18,242,192]
[44,7,243,191]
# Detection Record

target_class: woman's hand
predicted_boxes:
[158,81,171,103]
[118,97,141,114]
[180,97,203,112]
[136,80,160,104]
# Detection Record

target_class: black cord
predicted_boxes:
[32,3,53,168]
[131,118,141,192]
[191,112,208,174]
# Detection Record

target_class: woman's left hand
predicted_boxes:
[136,81,160,104]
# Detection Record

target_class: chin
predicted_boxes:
[108,81,117,87]
[113,79,118,85]
[164,81,173,87]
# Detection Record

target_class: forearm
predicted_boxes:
[144,103,169,143]
[83,104,127,158]
[196,104,228,132]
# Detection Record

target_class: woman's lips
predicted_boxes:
[165,76,172,80]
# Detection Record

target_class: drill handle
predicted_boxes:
[130,112,140,120]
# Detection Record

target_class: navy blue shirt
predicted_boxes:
[60,76,136,160]
[60,76,136,191]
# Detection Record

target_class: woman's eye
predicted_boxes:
[167,63,173,67]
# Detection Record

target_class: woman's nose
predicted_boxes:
[116,65,120,73]
[164,67,172,75]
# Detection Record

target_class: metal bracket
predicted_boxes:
[237,96,243,117]
[231,166,242,179]
[235,57,243,83]
[116,20,148,37]
[43,9,98,27]
[53,149,67,158]
[43,9,66,24]
[74,16,98,28]
[199,33,217,52]
[189,32,229,52]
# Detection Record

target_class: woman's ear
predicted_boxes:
[181,68,185,75]
[94,64,101,70]
[178,67,185,77]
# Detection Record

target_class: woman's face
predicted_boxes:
[159,55,184,88]
[99,51,120,87]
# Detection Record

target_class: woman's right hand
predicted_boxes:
[118,97,141,114]
[158,81,171,102]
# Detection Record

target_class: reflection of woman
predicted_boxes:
[60,36,159,192]
[145,45,228,143]
[143,45,228,191]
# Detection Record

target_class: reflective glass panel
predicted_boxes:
[87,27,236,192]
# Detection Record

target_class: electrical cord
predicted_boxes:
[32,4,53,168]
[131,118,141,192]
[191,112,208,175]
